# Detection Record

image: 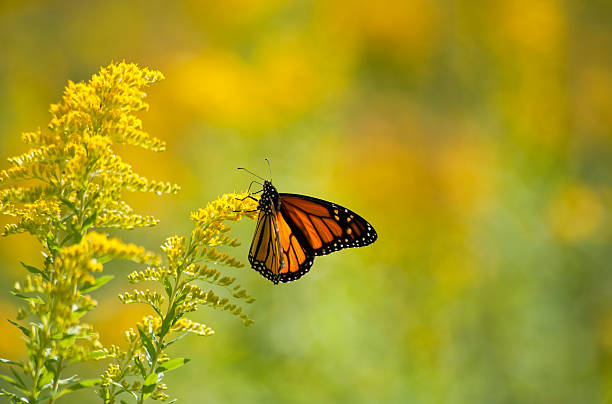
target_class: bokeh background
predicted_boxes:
[1,1,612,403]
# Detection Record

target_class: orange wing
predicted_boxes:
[276,210,314,283]
[279,194,377,256]
[248,210,284,283]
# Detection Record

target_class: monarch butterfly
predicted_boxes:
[239,164,377,284]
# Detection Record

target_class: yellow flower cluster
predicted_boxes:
[0,61,178,241]
[119,289,165,309]
[187,192,258,272]
[190,191,258,235]
[47,63,165,149]
[100,364,121,388]
[12,232,160,367]
[171,318,214,336]
[60,232,160,268]
[1,199,61,243]
[127,266,164,283]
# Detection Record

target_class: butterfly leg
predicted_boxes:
[237,193,261,202]
[246,180,263,194]
[235,194,260,213]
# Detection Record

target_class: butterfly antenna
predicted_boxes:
[237,167,266,181]
[265,157,273,182]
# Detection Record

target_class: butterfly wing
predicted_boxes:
[248,210,284,284]
[279,193,377,256]
[276,210,314,283]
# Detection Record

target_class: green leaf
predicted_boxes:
[57,375,78,386]
[137,328,156,365]
[142,373,159,397]
[9,368,27,390]
[150,304,163,318]
[163,333,187,349]
[56,334,77,348]
[71,308,90,321]
[9,291,38,302]
[0,357,22,367]
[172,313,184,327]
[68,378,101,389]
[37,369,54,389]
[81,211,98,230]
[162,277,173,298]
[0,375,29,398]
[57,196,77,212]
[59,231,74,247]
[0,375,17,386]
[7,319,31,338]
[20,262,48,280]
[97,255,113,264]
[72,231,83,244]
[134,357,146,378]
[80,275,114,293]
[155,358,190,373]
[54,379,101,399]
[46,232,59,253]
[60,212,75,224]
[109,381,125,390]
[148,319,157,345]
[160,305,175,337]
[43,359,58,374]
[144,372,158,385]
[0,388,27,403]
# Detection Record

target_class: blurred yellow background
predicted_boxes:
[1,1,611,403]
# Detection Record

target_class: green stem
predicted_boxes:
[30,191,84,403]
[137,240,195,404]
[29,355,43,402]
[106,344,136,404]
[28,249,56,402]
[47,357,64,404]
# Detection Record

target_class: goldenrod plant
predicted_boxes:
[0,62,257,403]
[100,194,257,403]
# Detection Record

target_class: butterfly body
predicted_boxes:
[248,180,377,284]
[257,180,281,214]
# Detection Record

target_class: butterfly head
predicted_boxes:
[259,181,280,213]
